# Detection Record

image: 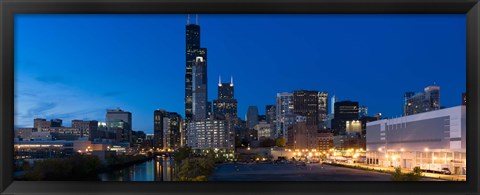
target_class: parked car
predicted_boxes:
[295,161,307,166]
[440,168,452,175]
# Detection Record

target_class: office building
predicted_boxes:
[186,119,234,150]
[254,121,273,140]
[266,105,276,124]
[246,106,259,129]
[366,106,466,174]
[185,15,207,122]
[318,92,328,129]
[106,108,132,143]
[34,118,50,131]
[162,112,183,150]
[331,101,359,135]
[71,120,98,138]
[404,85,441,116]
[258,115,267,122]
[154,109,167,149]
[293,90,319,126]
[286,120,319,150]
[276,92,294,139]
[330,95,336,114]
[213,76,238,120]
[318,133,334,152]
[50,119,63,127]
[192,56,208,121]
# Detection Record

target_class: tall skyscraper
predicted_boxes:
[213,76,238,119]
[404,85,441,116]
[293,90,319,126]
[154,109,167,149]
[276,92,294,139]
[192,56,208,121]
[185,15,207,122]
[218,76,234,99]
[246,106,259,129]
[318,92,328,129]
[330,95,336,114]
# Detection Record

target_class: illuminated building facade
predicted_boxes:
[366,106,466,174]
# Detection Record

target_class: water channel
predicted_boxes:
[99,156,176,181]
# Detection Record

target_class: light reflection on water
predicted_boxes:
[99,156,176,181]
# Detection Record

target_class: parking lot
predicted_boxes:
[209,163,441,181]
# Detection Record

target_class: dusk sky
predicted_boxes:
[14,14,466,133]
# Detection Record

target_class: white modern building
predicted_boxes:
[254,121,273,140]
[186,119,234,150]
[366,106,466,175]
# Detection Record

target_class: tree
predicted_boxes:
[391,167,404,181]
[275,138,286,147]
[174,147,192,163]
[391,167,422,181]
[260,138,275,147]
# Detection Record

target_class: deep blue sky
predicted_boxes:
[14,14,466,133]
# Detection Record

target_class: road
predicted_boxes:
[209,163,441,181]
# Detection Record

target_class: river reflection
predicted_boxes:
[99,156,176,181]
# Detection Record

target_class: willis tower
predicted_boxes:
[185,14,207,121]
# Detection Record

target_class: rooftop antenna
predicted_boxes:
[196,14,199,25]
[187,14,190,25]
[218,75,222,86]
[230,76,234,86]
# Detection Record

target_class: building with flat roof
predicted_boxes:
[186,119,234,150]
[404,85,440,116]
[366,106,466,174]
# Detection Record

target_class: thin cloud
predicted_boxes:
[15,74,123,128]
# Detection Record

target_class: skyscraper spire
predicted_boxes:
[230,76,234,86]
[218,75,222,86]
[187,14,190,25]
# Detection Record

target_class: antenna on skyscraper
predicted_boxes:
[218,75,222,86]
[230,76,234,86]
[187,14,190,25]
[196,14,199,25]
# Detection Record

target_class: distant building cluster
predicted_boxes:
[14,108,148,161]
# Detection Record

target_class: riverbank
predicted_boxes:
[15,154,153,181]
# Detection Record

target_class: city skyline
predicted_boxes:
[14,14,466,133]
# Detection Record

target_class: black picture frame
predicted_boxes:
[1,0,479,194]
